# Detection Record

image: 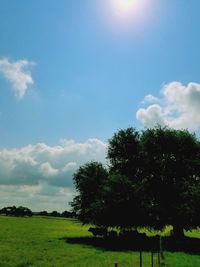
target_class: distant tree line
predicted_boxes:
[71,126,200,238]
[35,210,76,218]
[0,206,76,218]
[0,206,33,217]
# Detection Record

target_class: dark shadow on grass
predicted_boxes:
[61,235,161,252]
[163,236,200,254]
[61,235,200,254]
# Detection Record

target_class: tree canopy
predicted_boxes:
[0,206,33,217]
[71,161,108,225]
[140,127,200,236]
[71,126,200,237]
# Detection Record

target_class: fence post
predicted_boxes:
[140,251,142,267]
[158,250,161,266]
[159,236,165,260]
[151,251,154,267]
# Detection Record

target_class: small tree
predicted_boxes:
[50,211,60,217]
[71,161,108,225]
[39,211,48,216]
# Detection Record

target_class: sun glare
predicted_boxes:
[111,0,141,17]
[115,0,138,13]
[107,0,148,27]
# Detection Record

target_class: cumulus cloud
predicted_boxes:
[141,94,160,104]
[0,57,34,98]
[136,82,200,130]
[136,104,165,128]
[40,162,59,177]
[0,138,107,211]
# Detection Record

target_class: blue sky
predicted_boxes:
[1,0,200,211]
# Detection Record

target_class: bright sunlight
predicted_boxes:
[106,0,149,29]
[110,0,145,17]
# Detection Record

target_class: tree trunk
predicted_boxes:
[173,225,184,239]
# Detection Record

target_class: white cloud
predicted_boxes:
[19,184,42,196]
[0,57,34,98]
[62,162,77,172]
[136,82,200,130]
[136,104,165,128]
[0,183,76,212]
[142,94,160,104]
[0,138,107,211]
[40,162,59,177]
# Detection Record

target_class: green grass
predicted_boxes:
[0,216,200,267]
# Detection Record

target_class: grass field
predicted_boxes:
[0,216,200,267]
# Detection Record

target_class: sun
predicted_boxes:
[116,0,138,12]
[101,0,149,30]
[111,0,141,17]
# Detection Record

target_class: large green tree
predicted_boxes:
[102,173,149,229]
[71,127,200,237]
[107,128,141,180]
[140,127,200,237]
[106,128,150,229]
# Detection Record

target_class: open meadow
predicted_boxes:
[0,216,200,267]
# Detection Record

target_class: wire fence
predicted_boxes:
[113,250,163,267]
[112,235,166,267]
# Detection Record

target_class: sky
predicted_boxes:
[1,0,200,211]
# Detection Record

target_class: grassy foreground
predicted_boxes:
[0,216,200,267]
